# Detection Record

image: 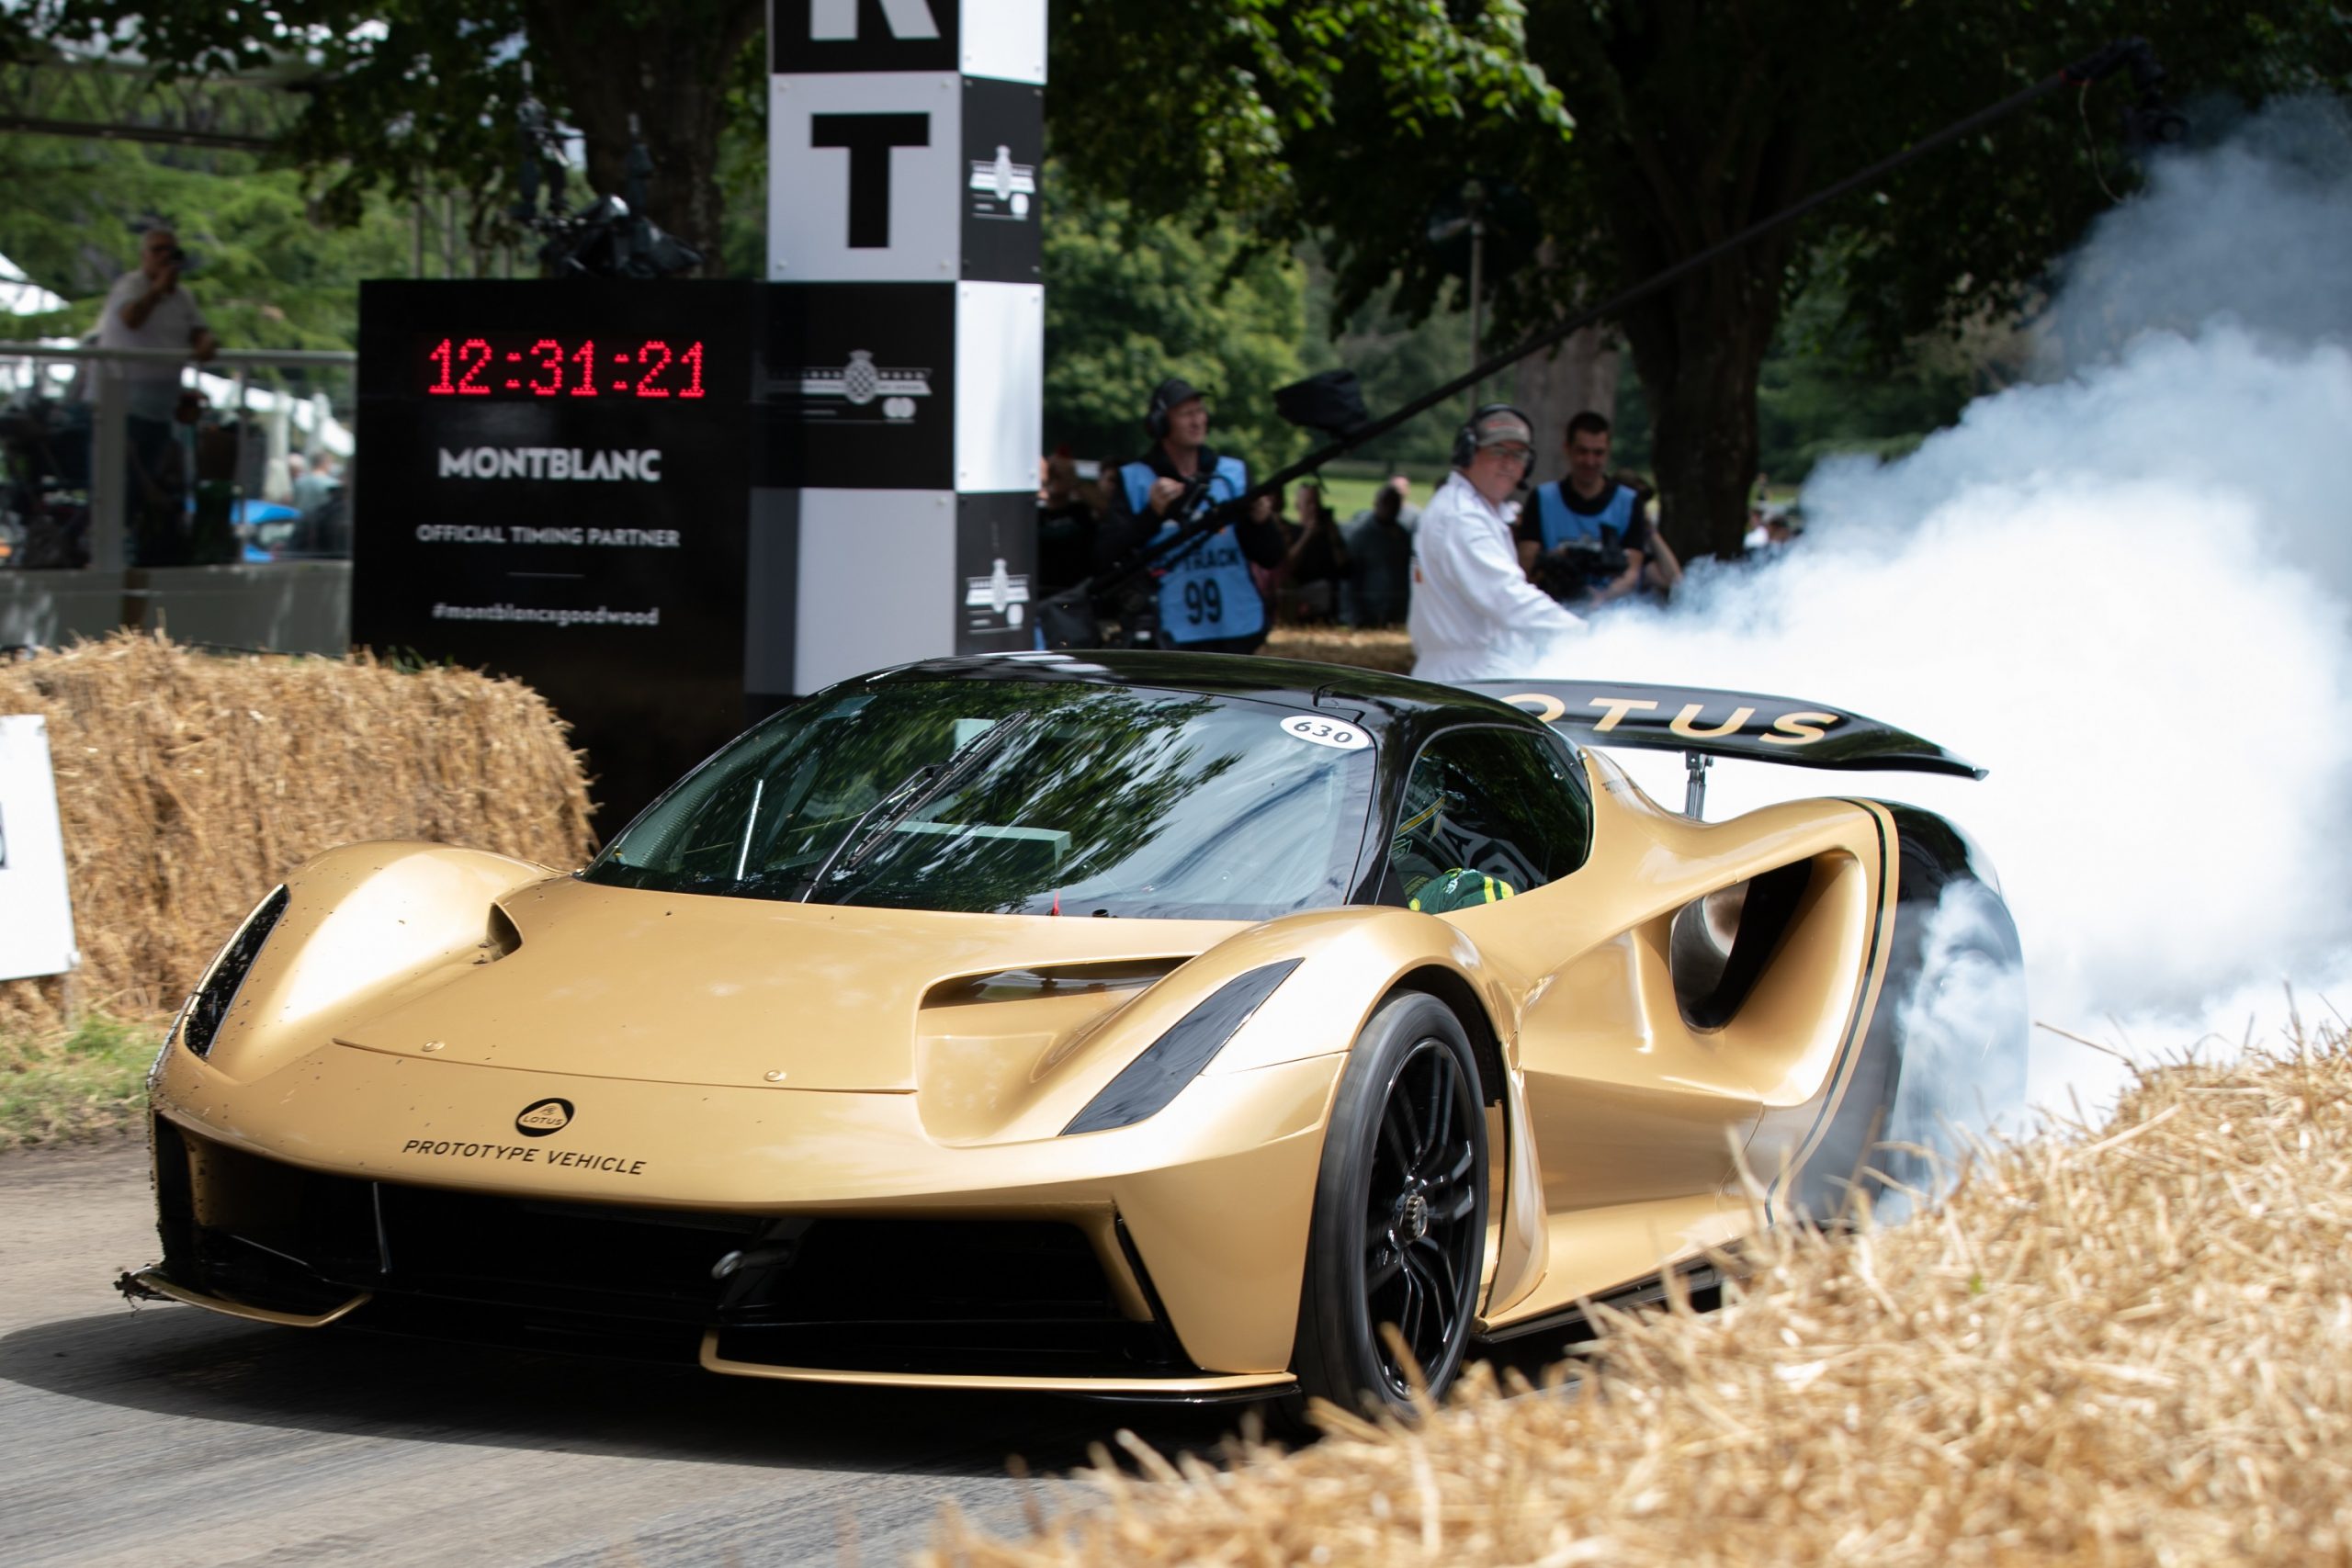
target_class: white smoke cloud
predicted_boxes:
[1497,100,2352,1112]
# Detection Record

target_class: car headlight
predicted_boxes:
[175,885,288,1059]
[1061,959,1301,1134]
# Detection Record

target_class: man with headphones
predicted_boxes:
[1408,403,1587,682]
[1094,377,1285,654]
[1515,410,1652,607]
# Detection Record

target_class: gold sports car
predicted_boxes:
[132,651,2026,1414]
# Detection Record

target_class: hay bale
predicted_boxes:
[1260,627,1416,675]
[0,631,594,1032]
[922,1017,2352,1565]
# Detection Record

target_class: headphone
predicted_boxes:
[1452,401,1534,470]
[1144,378,1194,442]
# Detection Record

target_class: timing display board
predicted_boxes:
[355,279,759,829]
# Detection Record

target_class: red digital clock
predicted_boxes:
[423,335,708,400]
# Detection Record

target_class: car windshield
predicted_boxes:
[582,680,1376,919]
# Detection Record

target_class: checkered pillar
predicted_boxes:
[752,0,1046,703]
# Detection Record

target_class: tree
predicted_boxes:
[1042,173,1307,472]
[0,134,413,353]
[1056,0,2352,558]
[1295,245,1473,473]
[22,2,763,272]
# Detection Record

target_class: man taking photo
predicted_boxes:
[1408,404,1585,682]
[85,225,219,565]
[1515,411,1651,608]
[1094,378,1284,654]
[96,225,219,405]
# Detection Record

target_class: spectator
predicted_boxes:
[292,454,352,558]
[1035,449,1098,597]
[1382,472,1422,531]
[1514,411,1650,609]
[1611,472,1676,596]
[1746,502,1801,551]
[1342,480,1414,626]
[292,449,340,513]
[84,226,219,566]
[1094,378,1283,654]
[1278,481,1348,624]
[1408,404,1585,682]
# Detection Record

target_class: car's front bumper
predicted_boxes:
[145,1040,1344,1386]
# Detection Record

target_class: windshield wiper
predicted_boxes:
[799,712,1042,897]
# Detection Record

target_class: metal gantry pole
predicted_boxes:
[87,367,127,572]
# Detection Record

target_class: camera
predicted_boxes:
[1532,536,1630,604]
[1168,466,1221,520]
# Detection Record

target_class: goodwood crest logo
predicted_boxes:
[964,558,1032,629]
[790,350,932,423]
[968,145,1035,220]
[515,1098,574,1136]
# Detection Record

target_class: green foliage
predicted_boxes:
[0,134,414,354]
[1043,173,1307,474]
[1052,0,1566,275]
[1278,2,2352,356]
[1054,0,2352,555]
[713,18,772,282]
[1754,282,1984,485]
[23,2,764,267]
[0,1013,161,1149]
[1297,245,1472,471]
[1614,257,2007,486]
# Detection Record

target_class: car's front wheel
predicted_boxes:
[1290,992,1488,1417]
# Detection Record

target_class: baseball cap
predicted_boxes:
[1467,407,1533,451]
[1152,377,1207,412]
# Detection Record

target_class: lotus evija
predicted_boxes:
[133,651,2026,1413]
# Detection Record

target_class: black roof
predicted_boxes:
[870,650,1544,733]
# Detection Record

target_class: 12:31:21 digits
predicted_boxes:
[424,337,707,400]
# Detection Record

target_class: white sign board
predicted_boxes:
[0,715,78,982]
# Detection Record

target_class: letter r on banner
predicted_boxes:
[809,0,939,40]
[772,0,957,73]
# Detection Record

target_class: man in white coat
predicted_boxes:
[1408,404,1586,682]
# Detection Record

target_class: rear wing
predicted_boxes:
[1461,680,1986,781]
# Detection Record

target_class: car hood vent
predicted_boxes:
[330,876,1229,1092]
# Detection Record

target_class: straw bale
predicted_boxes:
[1260,628,1416,675]
[923,1016,2352,1566]
[0,631,594,1032]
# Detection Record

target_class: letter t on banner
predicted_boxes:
[755,0,1046,702]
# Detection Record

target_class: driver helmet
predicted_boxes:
[1409,866,1518,914]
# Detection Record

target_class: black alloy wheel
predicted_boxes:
[1290,992,1488,1416]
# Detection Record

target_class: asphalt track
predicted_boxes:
[0,1137,1269,1567]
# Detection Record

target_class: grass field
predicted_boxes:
[1293,468,1450,525]
[0,1014,160,1150]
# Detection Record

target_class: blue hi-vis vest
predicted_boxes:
[1122,454,1262,644]
[1533,480,1640,558]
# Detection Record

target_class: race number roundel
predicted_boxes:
[1280,715,1370,750]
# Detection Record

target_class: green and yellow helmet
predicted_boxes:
[1408,866,1517,914]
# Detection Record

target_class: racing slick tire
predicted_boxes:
[1287,991,1489,1419]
